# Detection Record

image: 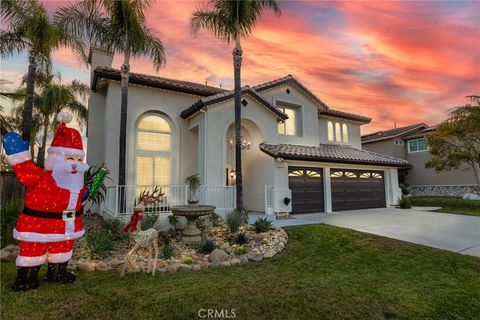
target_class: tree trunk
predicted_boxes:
[233,31,244,213]
[22,55,37,141]
[119,49,130,186]
[36,118,50,168]
[118,49,131,214]
[473,162,480,193]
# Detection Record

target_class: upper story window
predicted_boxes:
[407,138,428,153]
[394,139,404,145]
[327,120,349,143]
[277,106,297,135]
[136,114,171,187]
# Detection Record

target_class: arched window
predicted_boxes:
[342,123,349,143]
[327,121,334,142]
[136,114,171,186]
[335,122,342,142]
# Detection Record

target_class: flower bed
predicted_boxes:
[66,213,288,273]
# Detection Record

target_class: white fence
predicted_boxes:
[102,184,236,218]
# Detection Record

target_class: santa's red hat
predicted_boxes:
[47,112,85,157]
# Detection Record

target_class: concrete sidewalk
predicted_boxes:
[250,208,480,257]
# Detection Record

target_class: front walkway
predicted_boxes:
[250,208,480,257]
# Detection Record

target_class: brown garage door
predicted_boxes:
[288,167,324,214]
[331,169,386,211]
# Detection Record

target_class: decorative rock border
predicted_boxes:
[409,185,479,197]
[1,216,289,273]
[67,220,288,274]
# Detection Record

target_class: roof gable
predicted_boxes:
[180,86,289,121]
[362,123,428,144]
[253,75,329,110]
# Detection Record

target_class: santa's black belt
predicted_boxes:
[22,207,82,219]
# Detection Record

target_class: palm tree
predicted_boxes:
[0,0,86,141]
[191,0,281,213]
[7,72,89,166]
[54,0,166,187]
[35,79,89,167]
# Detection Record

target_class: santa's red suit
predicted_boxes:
[7,114,88,268]
[11,160,87,266]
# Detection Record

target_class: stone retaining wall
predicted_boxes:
[409,185,479,197]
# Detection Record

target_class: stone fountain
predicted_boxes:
[170,205,216,244]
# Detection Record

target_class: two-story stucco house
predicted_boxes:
[362,123,479,196]
[86,48,407,217]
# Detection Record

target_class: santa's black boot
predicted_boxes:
[13,266,41,292]
[45,262,76,284]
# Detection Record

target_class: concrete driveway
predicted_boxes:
[252,208,480,257]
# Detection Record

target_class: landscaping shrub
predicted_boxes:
[237,245,247,255]
[225,210,242,233]
[235,233,248,245]
[254,217,272,233]
[0,197,21,248]
[100,218,126,241]
[208,211,223,226]
[161,241,175,259]
[168,214,180,229]
[183,256,193,265]
[199,239,216,254]
[140,213,158,231]
[84,232,113,260]
[398,196,412,209]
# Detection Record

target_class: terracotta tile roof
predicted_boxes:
[254,75,369,123]
[320,108,371,124]
[361,123,428,144]
[260,143,409,167]
[180,86,289,121]
[92,67,226,96]
[253,75,329,109]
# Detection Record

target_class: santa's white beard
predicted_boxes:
[50,156,89,193]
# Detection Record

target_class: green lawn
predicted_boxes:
[410,196,480,216]
[1,224,479,320]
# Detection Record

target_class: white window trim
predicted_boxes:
[407,138,428,153]
[135,113,173,187]
[327,120,349,144]
[277,104,299,136]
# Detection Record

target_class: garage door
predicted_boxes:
[331,169,386,211]
[288,167,324,214]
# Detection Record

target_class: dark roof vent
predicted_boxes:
[286,88,291,94]
[241,99,248,107]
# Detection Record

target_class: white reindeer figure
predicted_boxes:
[121,187,164,276]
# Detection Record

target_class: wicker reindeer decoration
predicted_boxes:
[121,187,164,276]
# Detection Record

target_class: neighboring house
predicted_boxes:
[362,123,478,196]
[86,48,406,217]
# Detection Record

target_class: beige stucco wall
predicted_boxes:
[318,117,362,149]
[257,84,320,146]
[406,151,476,186]
[195,94,279,212]
[90,82,201,186]
[363,139,476,186]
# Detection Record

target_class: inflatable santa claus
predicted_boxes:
[3,112,89,291]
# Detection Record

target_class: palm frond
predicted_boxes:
[0,30,28,58]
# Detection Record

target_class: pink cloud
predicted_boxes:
[3,0,479,135]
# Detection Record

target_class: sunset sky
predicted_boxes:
[1,0,479,134]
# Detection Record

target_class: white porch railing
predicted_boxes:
[102,185,236,218]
